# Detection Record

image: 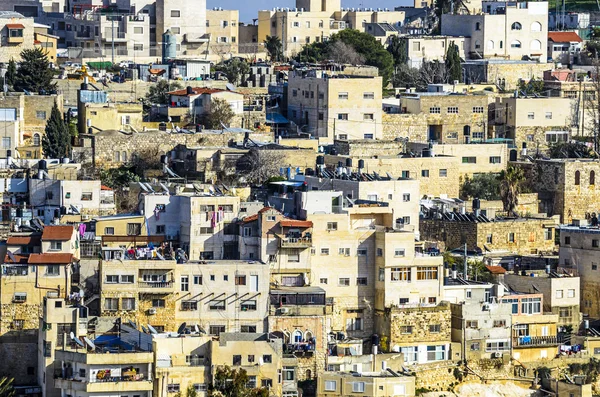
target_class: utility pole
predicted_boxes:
[463,243,468,280]
[111,17,115,64]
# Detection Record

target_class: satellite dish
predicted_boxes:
[168,116,172,122]
[141,325,148,334]
[128,320,137,330]
[70,331,75,339]
[147,324,158,334]
[226,83,236,91]
[138,182,150,192]
[71,334,85,348]
[177,322,187,335]
[198,326,206,334]
[6,251,16,263]
[194,324,200,334]
[84,336,95,351]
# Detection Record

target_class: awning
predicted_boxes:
[87,61,112,70]
[266,112,289,124]
[6,24,25,29]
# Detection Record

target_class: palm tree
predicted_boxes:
[0,377,15,397]
[498,166,525,216]
[264,35,283,62]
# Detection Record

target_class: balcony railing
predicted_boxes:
[2,265,29,276]
[138,281,173,289]
[280,236,312,248]
[514,335,564,347]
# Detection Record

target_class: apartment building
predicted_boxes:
[492,96,576,149]
[165,87,244,125]
[504,272,580,329]
[425,142,507,178]
[516,158,600,223]
[257,0,405,57]
[0,225,78,334]
[205,8,239,58]
[547,31,583,64]
[0,11,35,63]
[549,11,590,30]
[156,0,207,57]
[558,225,600,318]
[402,35,468,68]
[317,371,416,397]
[287,67,383,141]
[441,1,548,61]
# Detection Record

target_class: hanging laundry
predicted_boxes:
[211,211,217,228]
[79,223,87,237]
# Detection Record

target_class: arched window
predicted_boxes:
[487,40,494,50]
[304,330,313,342]
[531,21,542,32]
[530,39,542,51]
[306,369,312,379]
[33,133,40,146]
[500,41,503,49]
[283,330,291,344]
[292,329,303,343]
[114,151,120,162]
[510,40,522,48]
[475,40,481,49]
[475,22,481,31]
[575,170,581,185]
[591,171,596,186]
[122,151,127,162]
[511,22,522,30]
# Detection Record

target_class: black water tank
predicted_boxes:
[371,334,380,346]
[39,160,48,170]
[358,159,365,169]
[522,142,527,149]
[337,161,343,167]
[305,168,315,176]
[473,198,480,210]
[6,149,11,158]
[422,148,431,157]
[186,86,193,95]
[509,149,518,162]
[330,147,338,155]
[346,158,352,167]
[316,156,325,165]
[160,155,168,164]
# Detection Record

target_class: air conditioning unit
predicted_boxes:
[278,307,289,315]
[148,308,157,315]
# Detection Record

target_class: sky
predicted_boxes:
[207,0,414,24]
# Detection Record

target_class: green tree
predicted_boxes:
[445,41,462,83]
[518,78,545,95]
[392,64,420,88]
[498,165,525,215]
[204,98,235,129]
[209,366,269,397]
[174,385,198,397]
[216,58,250,85]
[14,48,56,92]
[460,173,501,201]
[5,59,17,88]
[549,141,597,158]
[433,0,453,34]
[42,101,71,159]
[145,79,182,105]
[0,377,15,397]
[387,35,407,67]
[264,35,283,62]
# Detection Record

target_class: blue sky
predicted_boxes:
[208,0,414,24]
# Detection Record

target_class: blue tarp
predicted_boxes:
[266,112,289,124]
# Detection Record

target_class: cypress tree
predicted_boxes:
[445,41,463,83]
[42,102,71,159]
[5,59,16,88]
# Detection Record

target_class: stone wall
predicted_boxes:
[0,329,38,385]
[0,303,42,335]
[382,113,429,142]
[388,303,452,347]
[100,291,178,332]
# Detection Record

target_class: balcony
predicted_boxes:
[55,377,153,392]
[279,236,312,248]
[2,265,29,276]
[102,31,127,42]
[513,335,564,347]
[138,280,174,293]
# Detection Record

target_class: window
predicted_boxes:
[120,275,134,283]
[209,325,226,335]
[171,27,180,34]
[417,266,438,280]
[181,301,197,311]
[475,22,481,30]
[127,223,141,236]
[575,170,581,185]
[400,325,413,334]
[339,248,350,256]
[104,298,118,311]
[346,318,362,331]
[167,384,180,393]
[531,21,542,31]
[152,299,166,308]
[106,275,119,283]
[462,157,476,164]
[338,278,350,286]
[363,113,374,121]
[235,275,246,285]
[193,384,207,392]
[288,250,300,262]
[565,236,571,245]
[293,21,300,27]
[511,40,522,48]
[134,27,143,34]
[357,277,367,286]
[43,341,51,357]
[199,227,214,234]
[357,249,367,256]
[560,307,573,319]
[337,113,348,120]
[511,22,522,30]
[134,44,143,51]
[568,289,575,298]
[391,267,411,281]
[262,354,272,363]
[545,228,553,241]
[486,234,493,244]
[439,169,447,177]
[320,278,328,284]
[473,106,484,113]
[13,293,26,303]
[241,300,256,311]
[170,10,180,17]
[508,233,515,243]
[429,106,441,114]
[181,276,189,291]
[33,133,40,146]
[364,92,374,99]
[209,300,226,310]
[466,320,478,328]
[402,216,411,225]
[338,92,348,100]
[50,241,63,251]
[233,355,242,365]
[327,222,337,231]
[352,382,365,393]
[591,171,596,186]
[489,156,501,164]
[320,248,330,255]
[426,345,445,361]
[486,341,510,351]
[224,275,228,281]
[46,265,60,276]
[429,324,441,333]
[36,111,46,119]
[493,320,506,328]
[556,290,564,299]
[447,107,459,114]
[364,134,374,139]
[394,249,406,257]
[471,342,480,351]
[122,298,135,310]
[521,297,541,314]
[466,289,472,298]
[403,193,411,202]
[324,381,337,391]
[421,169,430,177]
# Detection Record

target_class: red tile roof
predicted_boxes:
[258,207,279,214]
[101,185,113,191]
[548,32,582,43]
[28,253,73,264]
[42,226,75,241]
[486,265,506,274]
[6,24,25,29]
[4,254,29,264]
[280,220,313,228]
[167,87,226,96]
[7,236,41,246]
[242,214,258,223]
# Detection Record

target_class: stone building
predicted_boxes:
[402,35,468,68]
[516,158,600,223]
[317,371,416,397]
[0,12,35,63]
[205,8,239,59]
[420,211,558,256]
[461,59,550,90]
[287,67,383,141]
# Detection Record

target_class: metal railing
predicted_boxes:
[514,335,564,347]
[138,281,173,289]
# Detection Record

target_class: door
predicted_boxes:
[250,275,258,292]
